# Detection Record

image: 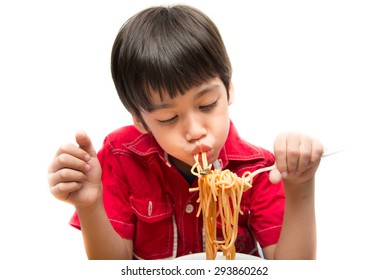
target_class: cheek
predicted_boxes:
[153,130,173,145]
[205,110,230,157]
[149,126,181,153]
[218,119,230,146]
[214,108,230,138]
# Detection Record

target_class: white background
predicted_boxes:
[1,0,388,279]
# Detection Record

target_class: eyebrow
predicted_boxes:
[147,83,220,112]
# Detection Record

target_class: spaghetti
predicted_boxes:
[189,152,253,260]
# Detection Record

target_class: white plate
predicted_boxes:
[176,252,262,260]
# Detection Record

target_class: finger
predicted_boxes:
[75,130,97,158]
[311,138,324,163]
[49,142,90,170]
[305,138,324,174]
[284,132,302,175]
[273,133,288,178]
[269,169,283,184]
[295,135,312,175]
[48,168,87,187]
[49,152,91,174]
[50,182,83,200]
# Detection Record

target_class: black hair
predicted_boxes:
[111,5,232,119]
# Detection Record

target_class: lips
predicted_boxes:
[192,144,212,156]
[191,144,212,165]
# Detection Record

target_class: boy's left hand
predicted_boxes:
[269,132,323,185]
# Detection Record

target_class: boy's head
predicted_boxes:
[111,5,232,121]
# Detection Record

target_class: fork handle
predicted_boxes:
[250,164,277,179]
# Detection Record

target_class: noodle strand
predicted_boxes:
[189,152,253,260]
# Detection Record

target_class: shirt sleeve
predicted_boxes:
[69,136,135,240]
[248,168,285,248]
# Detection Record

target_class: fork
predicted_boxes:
[249,149,342,179]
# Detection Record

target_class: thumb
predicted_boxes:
[269,168,283,184]
[75,130,97,157]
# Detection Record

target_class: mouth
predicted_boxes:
[192,143,211,153]
[192,145,213,166]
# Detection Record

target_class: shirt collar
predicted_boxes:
[122,129,169,165]
[217,121,266,169]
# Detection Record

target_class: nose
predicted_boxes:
[184,113,207,142]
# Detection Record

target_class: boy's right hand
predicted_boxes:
[48,131,102,208]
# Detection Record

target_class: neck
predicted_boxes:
[169,155,192,175]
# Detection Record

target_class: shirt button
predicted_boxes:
[185,204,194,214]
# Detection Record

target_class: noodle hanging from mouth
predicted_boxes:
[189,152,253,260]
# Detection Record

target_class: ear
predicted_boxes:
[228,81,235,105]
[132,114,149,134]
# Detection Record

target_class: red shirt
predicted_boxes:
[70,121,284,259]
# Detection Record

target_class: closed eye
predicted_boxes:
[199,100,218,111]
[158,115,178,125]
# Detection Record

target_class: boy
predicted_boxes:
[48,5,323,260]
